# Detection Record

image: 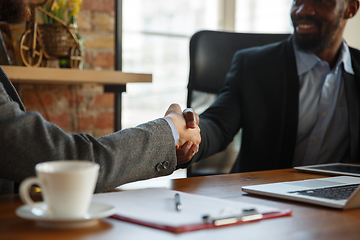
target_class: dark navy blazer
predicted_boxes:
[191,36,360,172]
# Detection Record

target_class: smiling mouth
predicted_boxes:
[298,24,315,29]
[296,23,318,34]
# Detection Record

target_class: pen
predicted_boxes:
[175,193,181,211]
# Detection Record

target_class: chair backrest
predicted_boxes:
[186,30,291,177]
[187,30,291,107]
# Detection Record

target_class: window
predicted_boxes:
[235,0,293,33]
[122,0,219,128]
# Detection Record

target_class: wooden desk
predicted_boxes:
[1,66,152,131]
[1,169,360,239]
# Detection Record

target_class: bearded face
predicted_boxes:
[0,0,31,24]
[292,14,342,53]
[290,0,348,54]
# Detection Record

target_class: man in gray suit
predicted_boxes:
[178,0,360,172]
[0,0,201,195]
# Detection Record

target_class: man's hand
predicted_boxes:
[165,104,201,165]
[182,108,199,129]
[176,142,199,165]
[165,104,201,147]
[177,108,200,164]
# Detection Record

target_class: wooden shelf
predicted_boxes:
[1,65,152,131]
[1,65,152,85]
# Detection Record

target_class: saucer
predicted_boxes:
[16,201,116,229]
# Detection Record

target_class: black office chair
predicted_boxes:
[187,30,290,177]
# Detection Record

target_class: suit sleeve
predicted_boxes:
[0,83,177,193]
[179,52,244,168]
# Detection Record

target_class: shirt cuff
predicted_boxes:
[163,116,179,146]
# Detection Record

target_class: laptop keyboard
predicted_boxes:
[288,184,360,200]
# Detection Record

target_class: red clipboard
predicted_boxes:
[109,209,292,234]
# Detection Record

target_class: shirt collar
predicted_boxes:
[293,38,354,75]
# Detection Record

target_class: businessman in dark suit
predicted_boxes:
[0,0,200,195]
[178,0,360,173]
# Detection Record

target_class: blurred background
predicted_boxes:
[121,0,293,128]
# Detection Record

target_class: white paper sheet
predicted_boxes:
[92,188,281,227]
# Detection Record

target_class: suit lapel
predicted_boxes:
[277,37,299,168]
[0,66,25,111]
[343,70,359,162]
[344,48,360,162]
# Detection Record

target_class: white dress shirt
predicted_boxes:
[292,39,354,166]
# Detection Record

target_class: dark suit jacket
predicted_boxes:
[191,36,360,173]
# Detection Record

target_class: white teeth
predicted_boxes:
[298,24,314,29]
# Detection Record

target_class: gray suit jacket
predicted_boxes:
[187,37,360,172]
[0,67,176,195]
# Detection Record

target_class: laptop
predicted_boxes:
[242,176,360,209]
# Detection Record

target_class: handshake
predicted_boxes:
[164,104,201,165]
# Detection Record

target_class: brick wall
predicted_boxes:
[79,0,116,70]
[8,0,117,137]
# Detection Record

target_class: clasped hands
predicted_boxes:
[165,104,200,165]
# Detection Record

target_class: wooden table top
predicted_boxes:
[1,169,360,240]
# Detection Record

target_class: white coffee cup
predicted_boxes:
[19,160,100,218]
